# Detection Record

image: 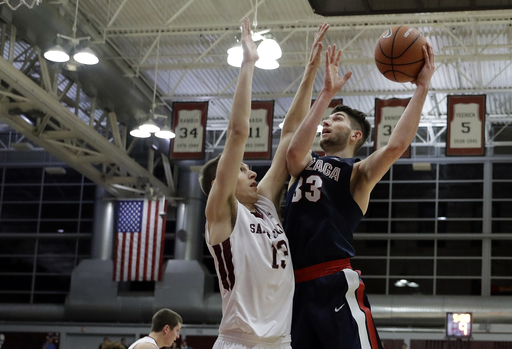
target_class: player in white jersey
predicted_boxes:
[206,196,293,344]
[128,308,182,349]
[199,19,331,349]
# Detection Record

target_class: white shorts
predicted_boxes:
[213,332,292,349]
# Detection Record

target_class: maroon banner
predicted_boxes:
[446,95,486,156]
[311,99,343,156]
[244,101,274,159]
[374,98,411,158]
[171,102,208,159]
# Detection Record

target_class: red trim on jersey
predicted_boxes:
[222,239,236,288]
[213,240,235,291]
[356,273,380,349]
[294,258,352,283]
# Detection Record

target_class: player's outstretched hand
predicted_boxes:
[323,44,352,96]
[412,42,435,88]
[308,23,329,70]
[241,17,258,64]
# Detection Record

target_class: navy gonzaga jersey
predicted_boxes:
[283,152,363,270]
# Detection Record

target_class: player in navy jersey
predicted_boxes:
[198,20,332,349]
[284,43,435,349]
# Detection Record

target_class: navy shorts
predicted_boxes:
[291,268,383,349]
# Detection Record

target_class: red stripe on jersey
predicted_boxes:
[356,274,380,349]
[213,243,231,290]
[221,239,236,289]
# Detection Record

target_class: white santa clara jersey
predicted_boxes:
[128,336,158,349]
[206,195,294,342]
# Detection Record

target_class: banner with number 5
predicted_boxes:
[170,102,208,159]
[244,101,274,159]
[374,98,411,158]
[446,95,486,156]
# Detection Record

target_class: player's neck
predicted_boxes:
[242,202,257,213]
[325,147,354,159]
[148,332,164,347]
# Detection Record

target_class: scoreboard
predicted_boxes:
[446,312,472,338]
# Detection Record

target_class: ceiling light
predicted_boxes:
[257,38,282,60]
[73,47,99,65]
[130,129,151,138]
[43,0,99,66]
[155,125,176,139]
[10,142,34,150]
[255,58,279,70]
[139,118,160,133]
[45,167,67,175]
[227,46,243,67]
[44,44,70,63]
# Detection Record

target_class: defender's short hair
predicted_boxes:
[151,308,182,332]
[198,154,222,196]
[332,104,371,153]
[101,343,125,349]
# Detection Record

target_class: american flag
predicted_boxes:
[113,199,167,281]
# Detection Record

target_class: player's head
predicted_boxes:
[151,308,182,346]
[199,154,222,196]
[199,154,258,202]
[320,104,370,155]
[101,342,126,349]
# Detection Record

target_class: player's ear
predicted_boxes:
[352,130,362,142]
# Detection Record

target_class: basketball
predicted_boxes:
[374,25,427,83]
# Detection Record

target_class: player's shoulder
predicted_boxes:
[130,342,156,349]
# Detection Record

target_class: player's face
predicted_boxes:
[235,163,258,202]
[320,112,352,150]
[164,323,181,346]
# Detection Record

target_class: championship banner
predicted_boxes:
[113,199,167,282]
[244,101,274,159]
[446,95,486,156]
[311,99,342,155]
[374,98,411,158]
[170,102,208,159]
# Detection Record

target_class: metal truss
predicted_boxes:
[0,26,175,201]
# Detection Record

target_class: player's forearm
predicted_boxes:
[282,65,319,135]
[388,84,429,150]
[287,89,333,163]
[227,62,255,138]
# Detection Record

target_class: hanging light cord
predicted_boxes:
[72,0,80,38]
[152,31,162,111]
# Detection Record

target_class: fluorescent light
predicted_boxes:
[130,129,151,138]
[412,162,432,171]
[139,119,160,133]
[73,47,99,65]
[255,59,279,70]
[45,167,67,174]
[227,46,243,67]
[257,38,282,60]
[20,115,34,125]
[155,126,176,139]
[44,45,70,63]
[11,142,34,150]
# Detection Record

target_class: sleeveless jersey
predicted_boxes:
[128,336,158,349]
[283,153,363,270]
[206,195,294,342]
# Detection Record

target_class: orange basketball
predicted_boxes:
[374,25,427,83]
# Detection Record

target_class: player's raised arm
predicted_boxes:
[257,23,329,206]
[205,18,258,245]
[286,45,352,177]
[355,42,435,191]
